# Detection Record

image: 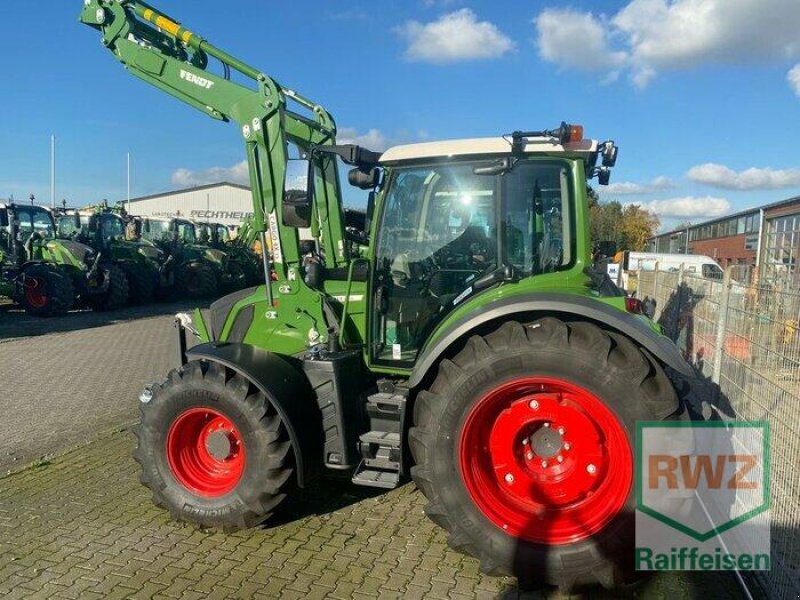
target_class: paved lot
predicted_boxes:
[0,303,192,474]
[0,309,748,599]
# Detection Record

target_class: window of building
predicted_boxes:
[763,214,800,281]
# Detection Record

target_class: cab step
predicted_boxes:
[351,385,407,489]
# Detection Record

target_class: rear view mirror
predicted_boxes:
[143,219,151,234]
[0,209,8,228]
[595,240,617,258]
[72,212,81,229]
[282,189,312,228]
[601,141,618,167]
[473,158,513,176]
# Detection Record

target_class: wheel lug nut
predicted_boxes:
[529,400,539,410]
[522,438,529,446]
[504,473,514,484]
[557,427,565,435]
[526,451,534,460]
[543,422,550,428]
[563,442,571,450]
[557,455,564,463]
[587,464,597,475]
[541,460,548,468]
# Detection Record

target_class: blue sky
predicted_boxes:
[1,0,799,231]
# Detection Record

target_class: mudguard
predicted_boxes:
[186,342,323,487]
[408,292,694,388]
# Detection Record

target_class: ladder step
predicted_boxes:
[360,431,400,447]
[352,468,400,489]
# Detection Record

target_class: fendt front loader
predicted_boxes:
[82,1,696,589]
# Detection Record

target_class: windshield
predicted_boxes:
[177,221,196,244]
[143,220,172,243]
[372,159,573,365]
[215,225,230,243]
[100,214,125,241]
[15,206,55,238]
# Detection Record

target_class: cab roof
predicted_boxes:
[379,136,598,164]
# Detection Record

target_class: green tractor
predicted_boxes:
[84,1,696,590]
[57,208,160,308]
[0,203,79,316]
[197,221,264,287]
[141,217,246,299]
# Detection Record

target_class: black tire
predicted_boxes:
[134,360,294,529]
[223,260,246,292]
[122,262,156,305]
[176,262,218,299]
[409,318,684,591]
[87,264,129,311]
[20,264,75,317]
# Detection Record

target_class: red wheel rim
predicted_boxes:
[24,277,48,309]
[166,407,246,497]
[458,377,632,545]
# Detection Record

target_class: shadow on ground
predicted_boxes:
[0,299,199,340]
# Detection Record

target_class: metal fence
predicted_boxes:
[638,266,800,600]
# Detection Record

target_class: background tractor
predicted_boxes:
[83,1,696,591]
[0,203,78,316]
[141,217,246,299]
[196,221,263,287]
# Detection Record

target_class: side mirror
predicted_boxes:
[601,141,618,167]
[282,189,312,228]
[594,167,611,186]
[72,212,81,229]
[0,210,8,228]
[89,215,100,232]
[143,219,151,234]
[595,240,617,258]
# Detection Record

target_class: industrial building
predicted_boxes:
[123,182,253,228]
[647,195,800,280]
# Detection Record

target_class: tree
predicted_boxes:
[586,185,660,252]
[619,204,660,251]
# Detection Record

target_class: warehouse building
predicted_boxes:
[124,182,254,228]
[647,195,800,280]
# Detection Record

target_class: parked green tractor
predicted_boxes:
[58,209,162,308]
[83,1,695,590]
[141,217,245,298]
[197,221,263,287]
[0,203,79,316]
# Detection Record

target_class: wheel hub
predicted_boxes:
[459,377,632,545]
[166,407,245,497]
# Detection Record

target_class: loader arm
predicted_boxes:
[79,0,349,277]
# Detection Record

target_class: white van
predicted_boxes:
[614,252,724,292]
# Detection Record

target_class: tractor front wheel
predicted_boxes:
[21,264,75,317]
[87,264,129,311]
[123,263,156,305]
[176,263,218,299]
[409,318,682,590]
[134,360,294,529]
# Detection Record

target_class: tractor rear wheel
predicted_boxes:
[134,360,294,529]
[123,263,156,304]
[177,263,218,299]
[21,264,74,317]
[409,318,682,590]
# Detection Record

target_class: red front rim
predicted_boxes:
[166,407,246,497]
[458,377,632,545]
[24,277,48,309]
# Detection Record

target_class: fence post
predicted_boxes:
[712,267,733,384]
[652,261,660,303]
[675,263,685,340]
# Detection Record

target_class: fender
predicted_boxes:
[186,342,323,487]
[408,292,694,388]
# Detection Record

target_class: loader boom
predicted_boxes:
[80,0,349,279]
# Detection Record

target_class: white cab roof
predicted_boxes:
[380,136,598,164]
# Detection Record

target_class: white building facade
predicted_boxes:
[125,182,254,228]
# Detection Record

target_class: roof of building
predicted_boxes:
[650,194,800,240]
[379,137,598,163]
[125,181,250,204]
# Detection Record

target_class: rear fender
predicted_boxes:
[408,292,694,389]
[185,342,322,487]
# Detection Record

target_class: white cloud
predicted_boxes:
[534,0,800,87]
[688,162,800,190]
[396,9,515,64]
[603,176,674,195]
[788,64,800,96]
[634,196,730,218]
[171,160,249,187]
[337,127,390,151]
[535,9,627,72]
